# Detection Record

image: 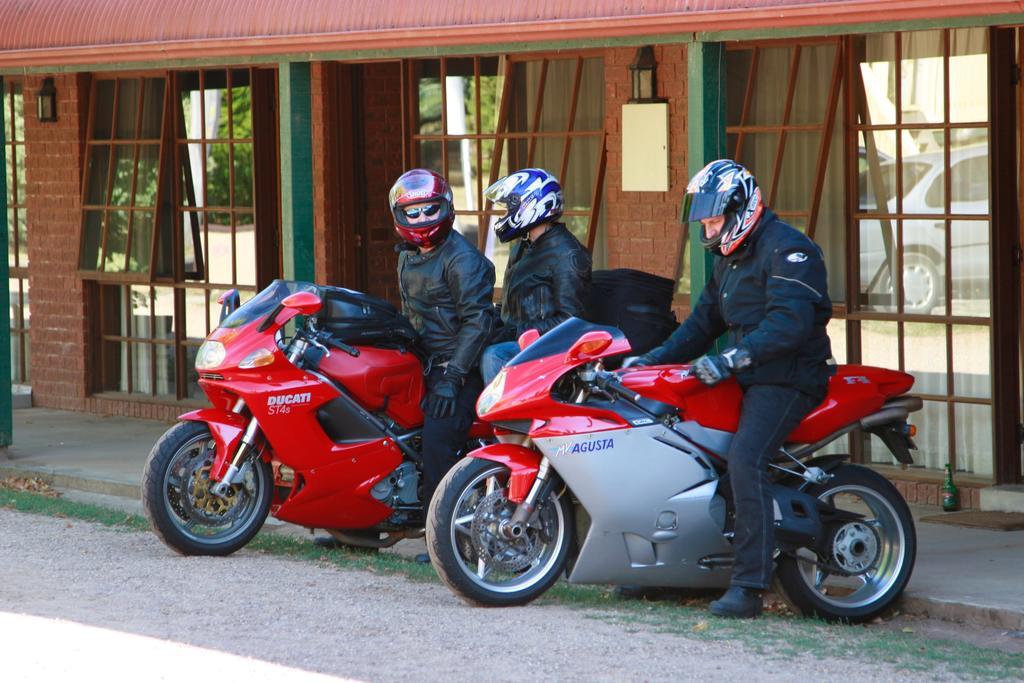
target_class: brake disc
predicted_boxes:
[471,490,543,573]
[185,460,247,525]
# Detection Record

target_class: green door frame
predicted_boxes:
[0,76,12,445]
[686,41,727,310]
[279,62,315,282]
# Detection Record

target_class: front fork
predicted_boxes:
[211,337,308,498]
[499,456,553,540]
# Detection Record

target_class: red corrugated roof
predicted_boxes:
[0,0,1020,67]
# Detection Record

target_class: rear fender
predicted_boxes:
[469,443,541,503]
[179,409,248,482]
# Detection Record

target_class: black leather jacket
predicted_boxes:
[398,231,496,376]
[497,223,592,340]
[648,210,834,396]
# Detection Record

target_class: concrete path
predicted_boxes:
[2,407,1023,630]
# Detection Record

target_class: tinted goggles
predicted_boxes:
[403,204,442,219]
[680,191,732,223]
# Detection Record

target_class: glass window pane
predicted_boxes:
[180,143,204,207]
[735,132,778,197]
[950,219,990,317]
[860,320,899,369]
[128,211,154,273]
[901,239,945,315]
[185,344,202,399]
[207,212,233,285]
[903,322,946,394]
[110,145,136,207]
[827,318,846,365]
[858,219,897,312]
[4,144,12,205]
[950,28,988,124]
[11,85,23,142]
[901,128,944,214]
[955,402,992,477]
[232,142,253,208]
[445,59,475,135]
[179,74,202,140]
[92,80,116,140]
[85,146,112,205]
[206,142,231,207]
[129,285,152,339]
[235,212,256,287]
[140,78,165,139]
[80,210,104,270]
[907,399,949,469]
[564,135,600,211]
[2,86,11,140]
[750,47,790,125]
[573,58,604,131]
[952,325,991,399]
[130,342,153,394]
[418,61,442,135]
[104,210,129,272]
[153,287,175,341]
[857,130,897,212]
[857,33,896,126]
[102,340,128,392]
[134,145,160,207]
[791,43,836,125]
[774,131,822,214]
[448,139,477,211]
[184,288,209,341]
[13,143,25,201]
[949,132,988,213]
[182,212,202,276]
[900,30,944,126]
[230,70,252,137]
[114,78,141,140]
[417,139,443,174]
[155,343,176,397]
[539,59,576,132]
[725,49,753,128]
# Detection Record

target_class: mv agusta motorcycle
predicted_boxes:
[142,280,491,555]
[426,318,921,622]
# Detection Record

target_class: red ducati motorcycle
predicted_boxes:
[427,318,920,622]
[142,280,490,555]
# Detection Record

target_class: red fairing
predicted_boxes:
[319,346,424,428]
[469,443,542,503]
[618,363,916,443]
[178,408,247,482]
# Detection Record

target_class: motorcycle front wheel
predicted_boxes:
[426,458,573,607]
[774,464,916,622]
[142,421,272,556]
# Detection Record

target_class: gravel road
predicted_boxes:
[0,508,945,682]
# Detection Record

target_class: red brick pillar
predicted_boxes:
[22,73,90,411]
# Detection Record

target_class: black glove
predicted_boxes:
[422,370,464,419]
[692,347,752,386]
[622,353,657,368]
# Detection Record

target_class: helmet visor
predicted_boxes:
[680,190,732,223]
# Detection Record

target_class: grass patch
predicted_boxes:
[3,488,1023,680]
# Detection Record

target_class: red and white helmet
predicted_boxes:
[389,169,455,248]
[682,159,764,256]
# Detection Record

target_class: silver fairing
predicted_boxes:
[538,425,734,588]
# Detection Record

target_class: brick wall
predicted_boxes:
[361,62,405,304]
[892,479,982,510]
[602,44,689,314]
[22,73,91,413]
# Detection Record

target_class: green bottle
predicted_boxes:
[942,464,960,512]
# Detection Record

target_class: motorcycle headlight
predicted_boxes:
[239,347,275,369]
[477,368,507,416]
[195,341,227,370]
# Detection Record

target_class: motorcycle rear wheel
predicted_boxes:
[426,458,573,607]
[774,464,916,622]
[142,421,272,556]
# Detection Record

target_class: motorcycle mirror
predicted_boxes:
[518,328,541,350]
[281,291,323,316]
[565,331,613,364]
[217,288,240,323]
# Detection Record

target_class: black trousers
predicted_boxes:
[727,384,822,590]
[420,367,484,509]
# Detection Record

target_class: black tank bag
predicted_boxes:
[315,286,420,350]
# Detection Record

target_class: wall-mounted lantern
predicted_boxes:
[36,78,57,123]
[629,46,664,103]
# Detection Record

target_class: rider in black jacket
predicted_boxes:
[625,160,834,618]
[480,169,592,385]
[390,169,496,513]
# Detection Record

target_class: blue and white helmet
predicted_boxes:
[485,168,564,243]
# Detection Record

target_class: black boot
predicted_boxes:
[709,586,763,619]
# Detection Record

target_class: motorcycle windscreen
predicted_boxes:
[219,279,318,329]
[505,317,627,367]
